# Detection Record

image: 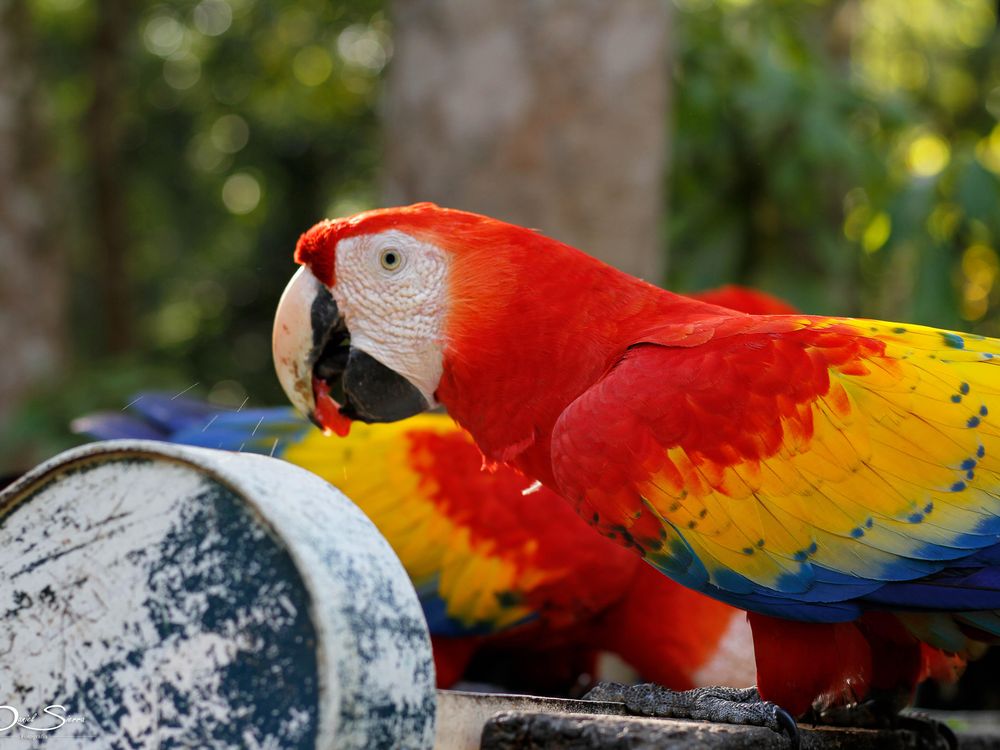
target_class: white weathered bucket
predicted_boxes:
[0,440,436,749]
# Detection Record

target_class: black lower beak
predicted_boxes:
[310,290,429,424]
[339,348,430,422]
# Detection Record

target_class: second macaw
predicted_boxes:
[76,402,756,692]
[272,203,996,723]
[76,285,793,695]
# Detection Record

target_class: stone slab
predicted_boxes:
[434,691,1000,750]
[435,691,627,750]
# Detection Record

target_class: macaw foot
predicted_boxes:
[584,682,799,747]
[813,702,956,750]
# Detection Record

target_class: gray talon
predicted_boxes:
[583,681,799,746]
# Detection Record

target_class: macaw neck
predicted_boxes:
[435,246,734,489]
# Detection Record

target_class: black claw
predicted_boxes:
[773,706,801,749]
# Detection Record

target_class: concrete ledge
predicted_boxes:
[436,691,627,750]
[483,711,792,750]
[480,712,954,750]
[436,691,1000,750]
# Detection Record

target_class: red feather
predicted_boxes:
[690,285,800,316]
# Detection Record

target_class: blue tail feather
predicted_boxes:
[74,393,311,457]
[860,541,1000,611]
[126,393,223,433]
[171,408,309,454]
[70,412,170,441]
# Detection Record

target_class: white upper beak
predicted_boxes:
[272,266,323,420]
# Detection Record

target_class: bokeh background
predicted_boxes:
[3,0,1000,709]
[6,0,1000,471]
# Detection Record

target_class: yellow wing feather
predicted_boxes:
[282,415,544,629]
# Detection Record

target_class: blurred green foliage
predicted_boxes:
[5,0,386,469]
[670,0,1000,332]
[6,0,1000,473]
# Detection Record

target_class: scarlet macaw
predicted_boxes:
[271,203,993,729]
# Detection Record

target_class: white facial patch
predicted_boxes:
[332,229,448,405]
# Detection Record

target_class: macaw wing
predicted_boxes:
[551,315,1000,623]
[281,416,639,637]
[278,415,575,636]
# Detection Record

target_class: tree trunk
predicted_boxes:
[87,0,131,353]
[0,1,65,433]
[383,0,672,282]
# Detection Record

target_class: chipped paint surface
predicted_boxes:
[0,440,435,749]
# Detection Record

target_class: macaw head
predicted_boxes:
[272,203,531,435]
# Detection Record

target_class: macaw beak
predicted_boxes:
[272,267,430,436]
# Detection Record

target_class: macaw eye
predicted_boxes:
[380,248,402,271]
